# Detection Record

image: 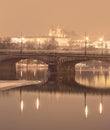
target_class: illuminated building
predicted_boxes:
[49,26,66,37]
[11,26,70,48]
[10,27,110,49]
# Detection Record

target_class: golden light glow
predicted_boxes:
[34,70,36,77]
[99,38,103,42]
[48,27,66,38]
[20,71,23,77]
[36,98,40,110]
[37,38,40,43]
[99,102,103,114]
[86,37,89,41]
[55,93,61,100]
[85,105,88,118]
[21,37,26,43]
[11,37,27,43]
[20,100,24,112]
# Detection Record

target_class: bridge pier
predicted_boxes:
[0,61,16,80]
[57,63,75,73]
[48,63,57,83]
[57,63,76,82]
[48,63,57,73]
[47,63,76,83]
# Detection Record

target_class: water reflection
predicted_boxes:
[84,93,88,118]
[1,78,110,119]
[35,97,40,110]
[20,100,24,112]
[0,82,110,130]
[16,63,48,81]
[20,89,24,112]
[99,95,103,114]
[1,62,110,130]
[10,63,110,119]
[75,69,110,88]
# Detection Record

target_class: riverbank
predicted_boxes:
[0,80,42,90]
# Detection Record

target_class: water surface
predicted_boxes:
[0,64,110,130]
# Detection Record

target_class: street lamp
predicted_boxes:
[20,35,26,53]
[37,38,40,49]
[99,37,104,55]
[85,36,89,55]
[20,33,23,54]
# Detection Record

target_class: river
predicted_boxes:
[0,62,110,130]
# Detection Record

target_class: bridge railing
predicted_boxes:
[0,48,110,56]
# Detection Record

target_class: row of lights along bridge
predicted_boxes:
[19,35,106,55]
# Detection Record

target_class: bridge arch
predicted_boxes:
[0,51,110,80]
[0,57,49,80]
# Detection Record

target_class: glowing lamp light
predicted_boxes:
[37,38,40,43]
[34,70,36,77]
[86,37,89,41]
[36,98,40,110]
[20,71,23,77]
[20,100,24,112]
[85,105,88,118]
[99,38,103,42]
[99,102,103,114]
[20,37,27,43]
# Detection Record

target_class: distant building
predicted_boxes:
[48,26,66,38]
[11,26,70,48]
[11,27,110,49]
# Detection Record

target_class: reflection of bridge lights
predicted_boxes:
[20,100,24,112]
[84,93,88,118]
[20,71,23,77]
[34,70,36,77]
[85,105,88,118]
[80,67,82,75]
[36,98,40,110]
[99,95,103,114]
[100,66,103,74]
[93,66,96,74]
[55,93,61,100]
[99,102,103,114]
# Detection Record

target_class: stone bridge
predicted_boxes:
[0,50,110,79]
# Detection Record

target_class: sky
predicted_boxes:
[0,0,110,39]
